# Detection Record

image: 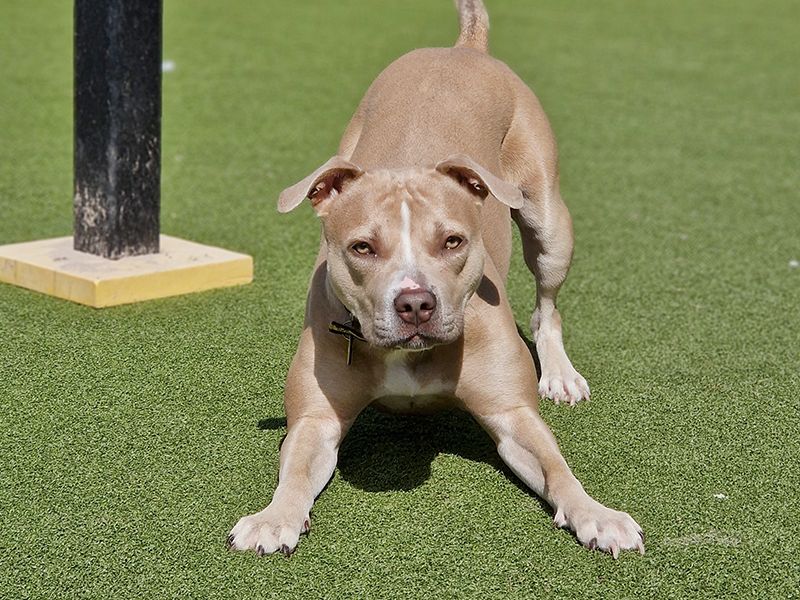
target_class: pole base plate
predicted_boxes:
[0,235,253,308]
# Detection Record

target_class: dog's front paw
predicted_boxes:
[227,504,310,557]
[554,498,644,558]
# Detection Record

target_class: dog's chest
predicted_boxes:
[371,354,452,413]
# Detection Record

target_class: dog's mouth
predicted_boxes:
[370,328,456,351]
[332,315,446,351]
[360,307,464,350]
[393,332,436,351]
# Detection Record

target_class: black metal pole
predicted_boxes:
[74,0,162,259]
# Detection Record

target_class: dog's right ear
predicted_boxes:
[277,156,363,213]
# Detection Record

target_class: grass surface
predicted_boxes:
[2,1,799,598]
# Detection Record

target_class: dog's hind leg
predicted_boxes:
[501,89,590,405]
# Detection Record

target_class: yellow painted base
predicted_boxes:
[0,235,253,308]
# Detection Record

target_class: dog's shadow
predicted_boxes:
[340,408,497,492]
[257,326,547,508]
[340,410,546,517]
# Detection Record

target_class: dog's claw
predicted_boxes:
[302,518,311,535]
[588,537,597,551]
[280,544,294,557]
[637,530,646,555]
[226,534,235,549]
[256,545,266,557]
[553,507,567,528]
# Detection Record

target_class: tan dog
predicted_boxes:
[229,0,644,558]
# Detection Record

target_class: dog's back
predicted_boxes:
[343,0,521,173]
[347,47,518,174]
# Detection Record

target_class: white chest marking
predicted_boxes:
[377,353,446,399]
[382,360,423,397]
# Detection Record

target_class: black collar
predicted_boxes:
[328,312,366,365]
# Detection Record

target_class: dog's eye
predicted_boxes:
[444,236,463,250]
[351,241,374,255]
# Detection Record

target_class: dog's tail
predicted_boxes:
[454,0,489,52]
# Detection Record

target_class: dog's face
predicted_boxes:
[321,169,486,349]
[278,155,523,350]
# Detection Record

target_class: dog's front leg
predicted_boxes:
[469,399,644,558]
[227,412,347,556]
[228,335,365,557]
[458,307,643,558]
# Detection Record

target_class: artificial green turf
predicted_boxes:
[1,1,799,598]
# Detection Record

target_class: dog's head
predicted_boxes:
[278,154,522,350]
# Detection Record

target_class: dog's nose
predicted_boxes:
[394,289,436,325]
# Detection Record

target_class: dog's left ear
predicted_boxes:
[278,156,363,213]
[435,154,524,209]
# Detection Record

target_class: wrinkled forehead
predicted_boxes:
[322,169,481,240]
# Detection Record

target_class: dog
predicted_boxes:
[228,0,644,558]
